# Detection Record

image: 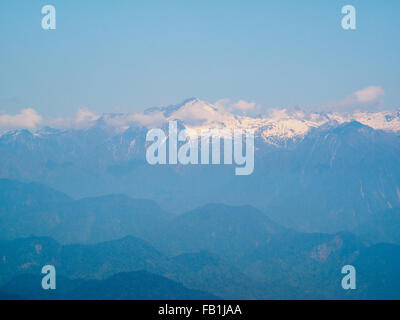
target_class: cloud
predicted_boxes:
[324,86,385,112]
[215,99,261,116]
[354,86,385,104]
[0,106,165,132]
[126,112,167,128]
[168,99,232,126]
[231,100,257,112]
[0,108,42,130]
[91,111,167,130]
[75,109,100,125]
[43,108,100,130]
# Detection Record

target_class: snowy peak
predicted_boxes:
[144,97,237,128]
[2,99,400,147]
[144,99,400,140]
[351,110,400,132]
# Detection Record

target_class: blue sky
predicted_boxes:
[0,0,399,117]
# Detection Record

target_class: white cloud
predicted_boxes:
[215,98,261,116]
[354,86,385,104]
[168,99,232,125]
[324,86,385,112]
[231,100,257,112]
[44,108,100,130]
[75,109,100,125]
[0,108,42,130]
[126,112,167,128]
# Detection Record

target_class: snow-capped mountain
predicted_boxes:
[154,98,400,141]
[1,98,400,235]
[28,97,398,147]
[4,97,398,148]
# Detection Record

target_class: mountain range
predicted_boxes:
[0,179,400,299]
[1,98,400,299]
[1,98,400,234]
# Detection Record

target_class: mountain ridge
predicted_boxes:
[2,98,400,145]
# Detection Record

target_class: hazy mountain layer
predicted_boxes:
[1,100,400,234]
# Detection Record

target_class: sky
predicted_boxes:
[0,0,399,119]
